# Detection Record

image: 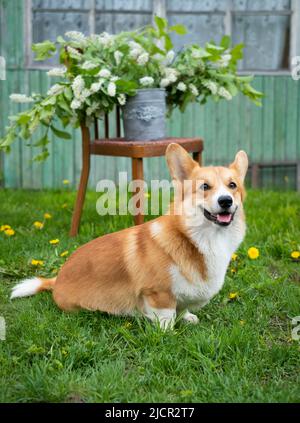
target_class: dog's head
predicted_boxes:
[166,143,248,227]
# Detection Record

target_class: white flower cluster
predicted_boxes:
[160,67,178,88]
[90,80,104,94]
[129,41,149,66]
[166,50,175,64]
[82,61,98,70]
[177,82,186,92]
[118,94,126,105]
[97,69,111,78]
[47,67,66,77]
[65,31,86,44]
[217,54,231,68]
[137,52,149,66]
[71,75,91,109]
[114,50,123,66]
[47,84,65,96]
[218,86,232,101]
[191,48,202,59]
[202,79,218,95]
[107,81,116,97]
[189,83,199,97]
[9,93,34,103]
[91,32,114,48]
[86,101,100,116]
[139,76,154,87]
[66,46,83,60]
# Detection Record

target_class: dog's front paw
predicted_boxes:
[182,311,199,324]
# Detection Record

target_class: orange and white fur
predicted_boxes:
[11,144,248,329]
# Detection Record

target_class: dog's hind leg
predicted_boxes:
[141,291,177,330]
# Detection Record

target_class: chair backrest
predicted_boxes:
[93,106,121,140]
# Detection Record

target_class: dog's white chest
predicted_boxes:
[169,225,243,309]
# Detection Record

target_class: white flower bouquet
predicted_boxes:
[0,17,262,160]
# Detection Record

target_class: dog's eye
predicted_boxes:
[200,183,210,191]
[229,182,237,189]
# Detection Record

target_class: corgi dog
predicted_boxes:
[11,144,248,329]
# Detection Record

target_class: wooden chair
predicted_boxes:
[69,107,204,236]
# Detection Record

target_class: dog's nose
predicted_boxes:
[218,195,233,209]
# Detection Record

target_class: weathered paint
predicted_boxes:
[0,0,299,190]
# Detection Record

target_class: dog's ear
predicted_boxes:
[230,150,248,182]
[166,143,198,182]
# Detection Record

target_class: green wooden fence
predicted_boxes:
[0,0,299,190]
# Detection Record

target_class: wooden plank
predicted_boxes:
[274,76,287,189]
[261,76,275,189]
[20,69,33,189]
[5,70,22,188]
[249,76,263,164]
[90,138,203,158]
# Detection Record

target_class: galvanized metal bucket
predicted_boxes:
[122,88,166,141]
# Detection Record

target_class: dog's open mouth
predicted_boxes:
[203,209,235,226]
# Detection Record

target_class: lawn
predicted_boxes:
[0,188,299,403]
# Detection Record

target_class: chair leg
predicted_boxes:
[131,157,144,225]
[70,125,91,237]
[193,151,202,166]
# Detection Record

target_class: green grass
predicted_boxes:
[0,188,299,403]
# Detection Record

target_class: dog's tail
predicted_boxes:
[10,277,56,300]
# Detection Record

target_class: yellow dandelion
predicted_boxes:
[291,251,300,259]
[31,259,44,266]
[123,322,132,329]
[0,224,11,231]
[44,213,52,219]
[230,268,236,274]
[180,390,193,397]
[33,221,44,230]
[248,247,259,260]
[229,292,238,300]
[231,253,238,261]
[60,250,69,257]
[49,239,59,245]
[62,179,70,185]
[4,228,15,236]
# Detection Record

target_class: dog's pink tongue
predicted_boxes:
[217,213,232,223]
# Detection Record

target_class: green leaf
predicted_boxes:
[154,15,167,35]
[33,149,50,162]
[236,75,254,83]
[220,35,231,50]
[191,47,211,59]
[164,34,173,51]
[34,134,49,147]
[244,83,264,97]
[19,126,31,140]
[50,125,72,139]
[0,131,15,148]
[169,24,187,35]
[32,40,56,61]
[206,43,225,52]
[64,87,73,102]
[56,35,65,44]
[227,82,238,97]
[16,113,31,125]
[231,44,244,62]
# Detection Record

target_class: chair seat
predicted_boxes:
[90,137,203,158]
